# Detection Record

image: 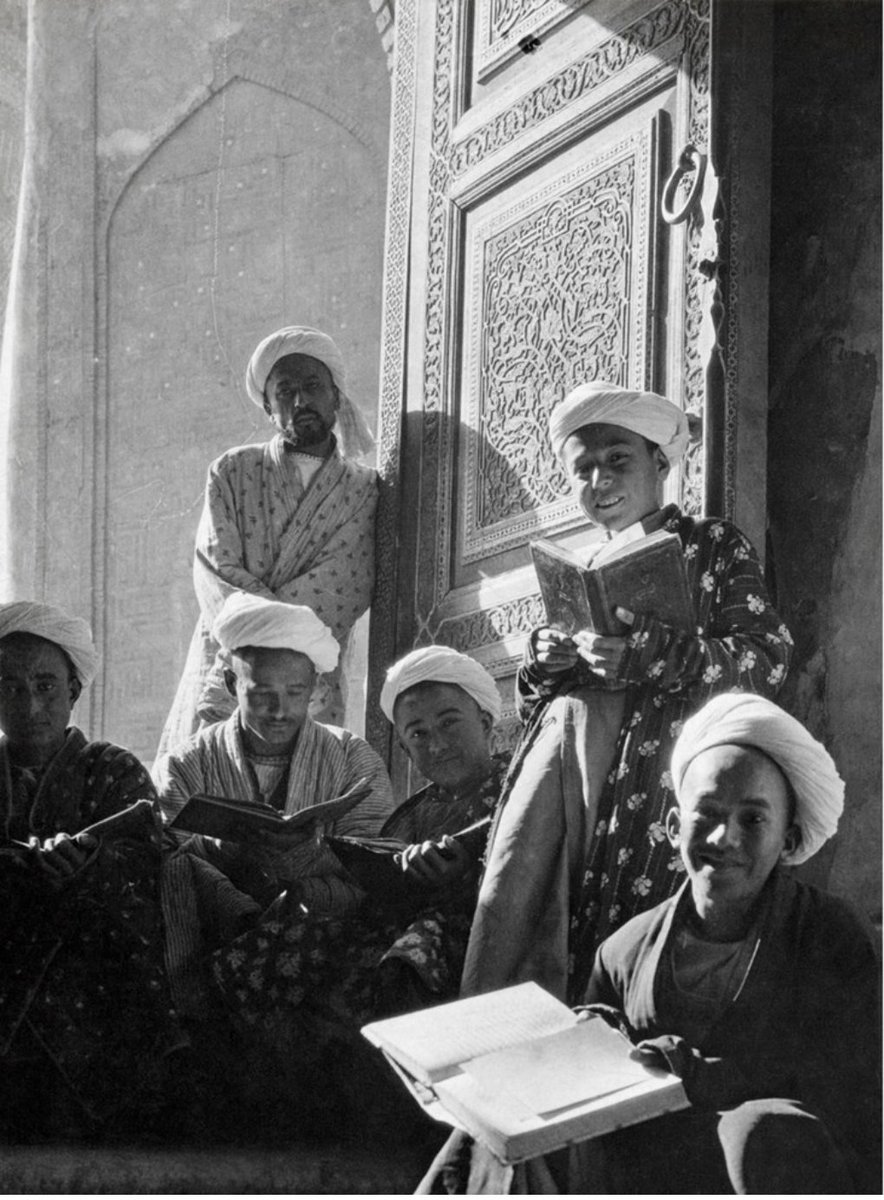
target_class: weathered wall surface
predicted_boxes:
[767,0,881,917]
[0,0,390,764]
[0,0,25,323]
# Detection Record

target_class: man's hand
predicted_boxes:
[398,836,472,888]
[32,832,97,889]
[532,628,580,674]
[572,630,628,681]
[573,611,634,682]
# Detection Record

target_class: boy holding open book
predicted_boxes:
[406,696,878,1194]
[461,381,793,1005]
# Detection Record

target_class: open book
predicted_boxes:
[327,815,492,902]
[530,528,694,638]
[168,777,371,842]
[362,981,687,1164]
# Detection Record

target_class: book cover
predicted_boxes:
[361,981,687,1164]
[327,815,492,902]
[530,529,694,637]
[168,777,371,842]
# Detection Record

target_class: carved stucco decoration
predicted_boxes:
[462,131,653,564]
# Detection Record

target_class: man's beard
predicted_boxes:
[282,412,332,448]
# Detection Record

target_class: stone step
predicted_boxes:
[0,1138,436,1195]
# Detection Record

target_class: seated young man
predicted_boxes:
[204,646,510,1137]
[153,591,394,1019]
[462,380,792,1005]
[0,601,179,1137]
[584,692,880,1195]
[420,693,879,1195]
[211,644,510,1024]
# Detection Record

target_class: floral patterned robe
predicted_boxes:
[462,506,793,1004]
[209,755,510,1036]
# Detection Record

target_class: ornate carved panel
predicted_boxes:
[460,128,655,566]
[475,0,594,81]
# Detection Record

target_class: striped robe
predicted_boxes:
[159,434,377,755]
[153,712,393,1014]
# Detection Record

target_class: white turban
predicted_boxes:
[549,381,690,466]
[0,600,98,687]
[671,693,845,866]
[380,646,502,724]
[212,593,339,675]
[244,325,375,459]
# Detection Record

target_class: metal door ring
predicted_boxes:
[661,145,707,225]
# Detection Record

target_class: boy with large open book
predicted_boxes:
[461,381,792,1005]
[416,695,879,1193]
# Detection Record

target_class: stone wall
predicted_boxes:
[0,0,390,764]
[767,0,881,917]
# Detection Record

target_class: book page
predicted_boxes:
[362,982,577,1083]
[462,1017,653,1116]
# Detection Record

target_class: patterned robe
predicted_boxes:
[461,506,793,1004]
[209,754,511,1033]
[153,712,394,1014]
[159,434,377,754]
[0,728,179,1123]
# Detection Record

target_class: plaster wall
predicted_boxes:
[0,0,390,764]
[767,0,881,918]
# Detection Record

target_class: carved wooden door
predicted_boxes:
[369,0,771,785]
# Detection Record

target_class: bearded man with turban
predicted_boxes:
[202,645,510,1136]
[158,325,378,756]
[0,601,179,1137]
[460,382,793,1010]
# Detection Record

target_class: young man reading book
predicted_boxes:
[153,591,393,1019]
[461,381,793,1006]
[0,601,179,1137]
[204,645,509,1135]
[210,645,509,1025]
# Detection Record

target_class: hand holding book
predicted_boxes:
[168,778,371,843]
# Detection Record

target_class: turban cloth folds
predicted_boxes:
[245,325,375,459]
[212,593,339,675]
[380,646,502,724]
[670,692,845,866]
[0,601,99,687]
[549,381,690,466]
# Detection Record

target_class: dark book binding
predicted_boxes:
[327,815,492,900]
[530,529,694,637]
[168,777,371,841]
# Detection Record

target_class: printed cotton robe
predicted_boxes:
[209,754,510,1032]
[154,712,394,1015]
[159,435,377,754]
[462,506,793,1004]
